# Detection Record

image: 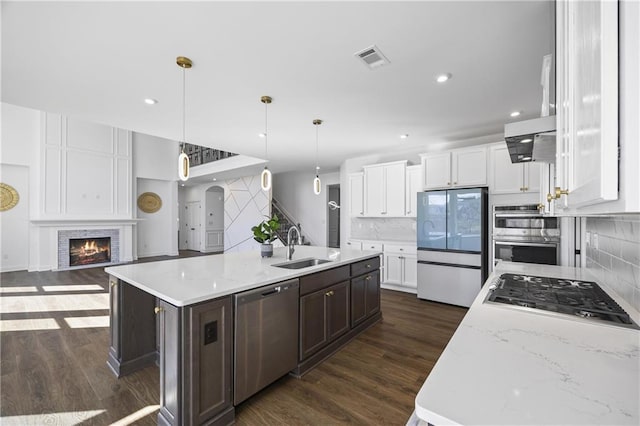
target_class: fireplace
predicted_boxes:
[69,237,111,267]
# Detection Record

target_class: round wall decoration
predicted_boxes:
[0,183,20,212]
[137,192,162,213]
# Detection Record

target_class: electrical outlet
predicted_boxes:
[204,321,218,345]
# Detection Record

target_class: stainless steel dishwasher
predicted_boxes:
[234,279,299,405]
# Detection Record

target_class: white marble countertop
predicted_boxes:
[105,246,381,307]
[415,261,640,426]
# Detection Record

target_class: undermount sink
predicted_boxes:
[271,258,332,269]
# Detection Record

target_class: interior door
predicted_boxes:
[185,201,201,251]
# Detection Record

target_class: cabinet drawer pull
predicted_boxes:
[399,248,403,251]
[325,290,334,297]
[381,212,387,215]
[154,307,163,314]
[366,264,371,268]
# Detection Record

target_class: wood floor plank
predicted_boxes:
[1,256,467,425]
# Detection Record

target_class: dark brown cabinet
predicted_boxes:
[106,278,157,377]
[157,296,234,426]
[300,280,350,360]
[350,269,380,327]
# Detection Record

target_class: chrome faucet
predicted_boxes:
[287,225,302,260]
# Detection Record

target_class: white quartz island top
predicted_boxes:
[415,262,640,426]
[105,246,381,307]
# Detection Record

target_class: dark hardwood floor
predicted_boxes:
[0,255,467,425]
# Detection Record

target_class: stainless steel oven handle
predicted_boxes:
[494,240,558,247]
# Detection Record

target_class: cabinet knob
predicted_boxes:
[365,276,371,281]
[399,248,403,251]
[537,203,545,211]
[325,290,334,297]
[381,212,387,215]
[523,187,529,191]
[110,281,117,288]
[554,187,569,199]
[447,182,451,185]
[360,211,363,215]
[453,182,457,185]
[154,307,163,314]
[366,264,371,268]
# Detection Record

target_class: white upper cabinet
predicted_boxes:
[555,0,619,210]
[405,165,422,217]
[489,143,541,194]
[363,161,407,217]
[421,146,487,190]
[348,172,364,217]
[422,152,451,189]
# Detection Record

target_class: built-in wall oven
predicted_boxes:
[492,204,560,265]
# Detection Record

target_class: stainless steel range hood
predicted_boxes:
[504,115,556,163]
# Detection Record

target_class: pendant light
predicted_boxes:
[177,56,192,181]
[260,96,273,191]
[313,119,322,195]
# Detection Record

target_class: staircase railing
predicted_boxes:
[272,198,312,245]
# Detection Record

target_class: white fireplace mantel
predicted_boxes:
[31,219,141,226]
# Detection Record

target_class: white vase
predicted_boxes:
[261,243,273,258]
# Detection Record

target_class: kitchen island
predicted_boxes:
[413,261,640,425]
[105,246,382,426]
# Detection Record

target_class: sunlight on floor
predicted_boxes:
[42,284,104,292]
[0,286,38,293]
[63,315,109,329]
[0,318,60,332]
[0,293,109,313]
[111,404,161,425]
[0,409,106,425]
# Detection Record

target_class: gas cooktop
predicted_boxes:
[485,273,639,329]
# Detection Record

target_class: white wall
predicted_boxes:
[133,132,179,181]
[0,165,30,271]
[1,103,40,271]
[136,178,178,257]
[272,170,340,247]
[133,133,180,258]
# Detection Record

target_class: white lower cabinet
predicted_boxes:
[382,243,417,292]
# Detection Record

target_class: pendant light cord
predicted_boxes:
[181,67,186,152]
[264,101,268,160]
[315,124,319,175]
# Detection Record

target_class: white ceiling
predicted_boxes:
[2,1,554,175]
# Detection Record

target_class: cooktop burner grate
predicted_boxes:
[486,273,639,329]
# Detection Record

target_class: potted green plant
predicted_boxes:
[252,214,280,257]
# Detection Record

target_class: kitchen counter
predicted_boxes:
[414,261,640,425]
[105,245,380,306]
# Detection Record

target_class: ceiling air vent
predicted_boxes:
[354,45,390,69]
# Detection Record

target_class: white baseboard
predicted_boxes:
[381,283,417,295]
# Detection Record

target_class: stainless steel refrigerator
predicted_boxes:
[416,187,488,307]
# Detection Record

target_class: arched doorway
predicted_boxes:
[204,185,224,252]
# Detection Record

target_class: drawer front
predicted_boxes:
[300,265,350,296]
[350,256,380,277]
[362,242,383,251]
[384,243,417,255]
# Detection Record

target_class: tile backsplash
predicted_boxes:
[585,215,640,311]
[350,218,417,242]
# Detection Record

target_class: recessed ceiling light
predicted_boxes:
[510,111,521,117]
[436,73,452,83]
[400,134,409,139]
[258,133,266,138]
[144,98,158,105]
[520,138,533,143]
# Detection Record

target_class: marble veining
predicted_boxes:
[415,262,640,426]
[350,217,416,242]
